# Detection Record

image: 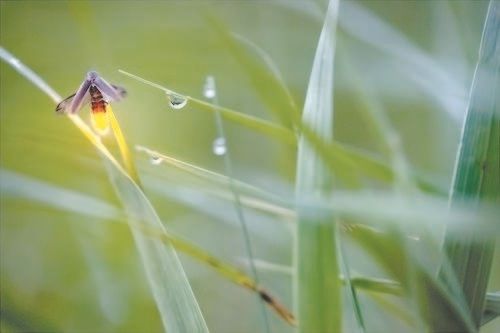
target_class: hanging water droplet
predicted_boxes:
[150,155,162,165]
[212,137,227,156]
[167,93,188,110]
[203,76,216,99]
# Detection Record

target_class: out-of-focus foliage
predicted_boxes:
[1,1,498,332]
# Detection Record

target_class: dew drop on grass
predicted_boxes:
[203,76,216,99]
[150,155,162,165]
[212,137,227,156]
[167,93,188,110]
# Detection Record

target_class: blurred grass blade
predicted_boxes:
[0,48,209,333]
[346,224,476,332]
[481,291,500,326]
[0,169,296,326]
[102,161,209,333]
[135,144,291,212]
[348,224,473,331]
[0,293,59,333]
[336,42,415,192]
[118,70,441,192]
[439,0,500,329]
[363,293,414,327]
[272,0,467,121]
[338,1,467,122]
[207,18,300,127]
[348,277,402,296]
[0,47,60,102]
[204,76,270,331]
[163,234,296,327]
[485,292,500,315]
[0,169,122,220]
[294,1,341,332]
[118,69,296,145]
[338,237,365,332]
[482,292,500,325]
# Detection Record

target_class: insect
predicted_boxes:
[56,71,127,134]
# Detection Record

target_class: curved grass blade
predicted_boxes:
[118,69,296,145]
[0,47,209,333]
[206,18,300,128]
[118,70,440,192]
[272,0,467,122]
[346,224,476,332]
[294,1,342,332]
[136,144,294,217]
[0,168,296,327]
[338,1,467,123]
[336,41,415,192]
[439,1,500,329]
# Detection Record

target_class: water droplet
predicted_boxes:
[203,76,216,99]
[150,155,162,165]
[167,93,188,110]
[212,137,227,156]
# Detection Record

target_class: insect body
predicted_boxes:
[56,71,126,134]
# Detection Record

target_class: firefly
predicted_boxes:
[56,71,127,135]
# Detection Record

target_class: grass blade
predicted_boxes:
[338,237,365,332]
[0,47,209,333]
[202,76,271,331]
[118,69,296,145]
[0,169,296,326]
[338,1,467,122]
[482,292,500,325]
[439,0,500,329]
[207,18,300,128]
[135,144,291,214]
[346,224,476,331]
[119,70,441,192]
[294,1,341,332]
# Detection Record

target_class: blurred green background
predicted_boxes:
[1,1,498,332]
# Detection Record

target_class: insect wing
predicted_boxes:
[94,76,123,102]
[55,93,76,114]
[111,84,128,99]
[70,78,92,114]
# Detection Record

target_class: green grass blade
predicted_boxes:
[294,1,342,332]
[0,169,296,326]
[207,18,300,128]
[482,292,500,325]
[338,1,466,123]
[118,70,441,192]
[203,76,271,331]
[103,161,209,333]
[0,293,59,333]
[0,49,209,333]
[439,0,500,329]
[135,145,292,214]
[118,69,296,145]
[336,40,415,192]
[338,237,365,332]
[348,277,402,296]
[346,224,476,331]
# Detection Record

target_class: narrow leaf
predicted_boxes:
[0,48,209,333]
[294,1,342,333]
[439,1,500,329]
